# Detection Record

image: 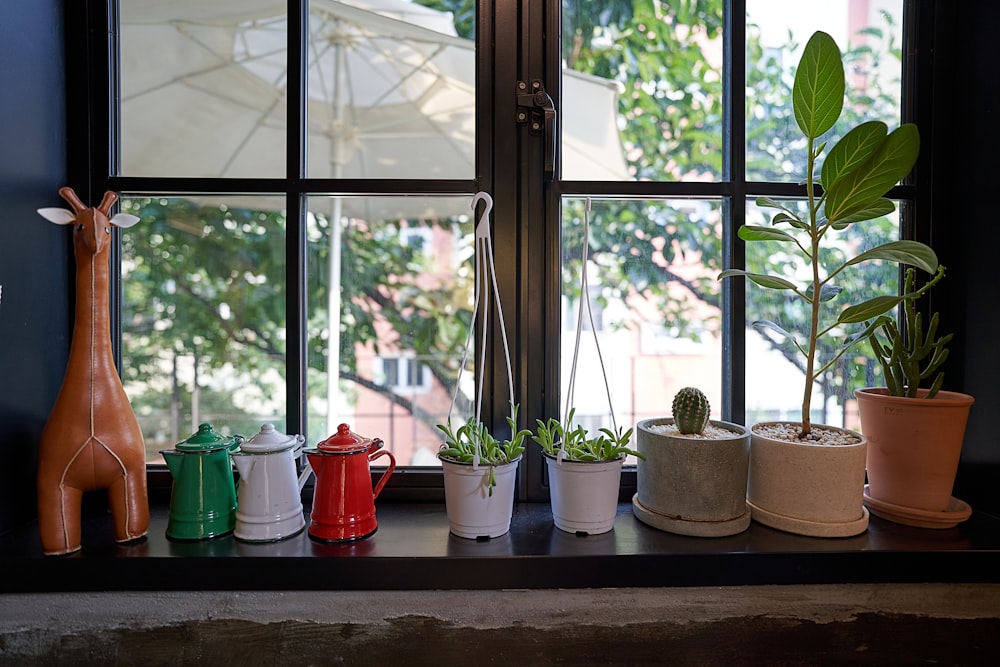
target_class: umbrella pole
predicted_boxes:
[326,196,343,435]
[325,34,349,435]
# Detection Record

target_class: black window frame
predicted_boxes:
[68,0,934,505]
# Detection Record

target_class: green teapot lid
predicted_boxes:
[176,423,241,451]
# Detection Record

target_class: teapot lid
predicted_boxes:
[241,423,301,453]
[176,422,241,451]
[317,423,375,454]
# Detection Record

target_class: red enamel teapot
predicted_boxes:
[305,424,396,542]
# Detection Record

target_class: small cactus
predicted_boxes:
[672,387,710,435]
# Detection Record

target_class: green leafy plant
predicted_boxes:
[869,266,951,398]
[437,402,530,494]
[672,387,710,435]
[718,30,937,436]
[532,408,643,462]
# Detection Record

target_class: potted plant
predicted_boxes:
[437,403,530,539]
[533,408,642,535]
[855,267,974,528]
[718,30,938,537]
[633,387,751,537]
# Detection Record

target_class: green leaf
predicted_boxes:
[751,320,805,354]
[718,269,797,290]
[830,198,896,227]
[820,121,887,190]
[737,225,796,242]
[805,283,843,302]
[838,295,904,323]
[771,212,803,227]
[845,240,938,274]
[824,124,920,223]
[793,31,845,140]
[755,196,785,210]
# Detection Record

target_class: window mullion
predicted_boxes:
[724,0,747,425]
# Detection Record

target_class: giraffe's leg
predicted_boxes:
[107,468,150,543]
[37,481,83,556]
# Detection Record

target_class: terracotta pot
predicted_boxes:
[747,422,868,538]
[855,387,974,526]
[633,418,750,537]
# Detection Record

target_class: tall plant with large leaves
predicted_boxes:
[719,31,936,436]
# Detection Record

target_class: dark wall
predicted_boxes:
[932,1,1000,514]
[0,0,69,534]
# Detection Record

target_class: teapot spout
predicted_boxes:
[231,452,253,481]
[159,449,183,479]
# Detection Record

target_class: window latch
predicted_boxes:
[516,79,557,181]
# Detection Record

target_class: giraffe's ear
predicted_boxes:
[110,213,141,229]
[38,208,77,225]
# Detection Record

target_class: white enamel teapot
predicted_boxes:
[230,423,310,542]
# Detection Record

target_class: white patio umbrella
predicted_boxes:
[119,0,627,428]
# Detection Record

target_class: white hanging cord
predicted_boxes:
[563,198,618,438]
[447,192,516,468]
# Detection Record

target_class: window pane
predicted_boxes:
[746,0,905,181]
[743,198,901,429]
[120,197,288,462]
[560,198,725,449]
[561,2,724,181]
[306,195,473,466]
[119,1,287,178]
[305,2,475,179]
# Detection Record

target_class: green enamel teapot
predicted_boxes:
[160,423,243,540]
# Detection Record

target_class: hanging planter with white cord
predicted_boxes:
[532,198,643,535]
[436,192,529,540]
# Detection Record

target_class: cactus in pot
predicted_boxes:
[634,386,751,537]
[671,387,710,435]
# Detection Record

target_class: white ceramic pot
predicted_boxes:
[747,421,868,538]
[545,455,623,535]
[633,418,751,537]
[441,457,520,539]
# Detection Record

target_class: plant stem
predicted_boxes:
[800,141,821,436]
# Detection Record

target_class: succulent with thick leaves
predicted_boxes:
[869,266,951,398]
[672,387,710,435]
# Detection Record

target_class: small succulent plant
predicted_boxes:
[869,266,951,398]
[532,407,643,462]
[672,387,710,435]
[437,402,530,495]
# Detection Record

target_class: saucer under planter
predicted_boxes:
[863,485,972,529]
[632,418,751,537]
[747,422,869,538]
[441,457,520,539]
[545,454,622,535]
[855,387,974,528]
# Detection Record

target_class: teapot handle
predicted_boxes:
[368,449,397,500]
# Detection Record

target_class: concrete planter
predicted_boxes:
[545,455,623,535]
[632,418,751,537]
[747,422,869,538]
[855,387,974,528]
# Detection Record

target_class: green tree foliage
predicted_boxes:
[122,1,908,446]
[559,1,905,424]
[121,198,470,448]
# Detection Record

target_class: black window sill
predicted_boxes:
[2,501,999,592]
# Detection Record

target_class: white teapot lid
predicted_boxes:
[240,423,302,453]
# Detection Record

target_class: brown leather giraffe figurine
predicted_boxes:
[36,187,149,555]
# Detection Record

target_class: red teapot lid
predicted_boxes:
[317,423,377,454]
